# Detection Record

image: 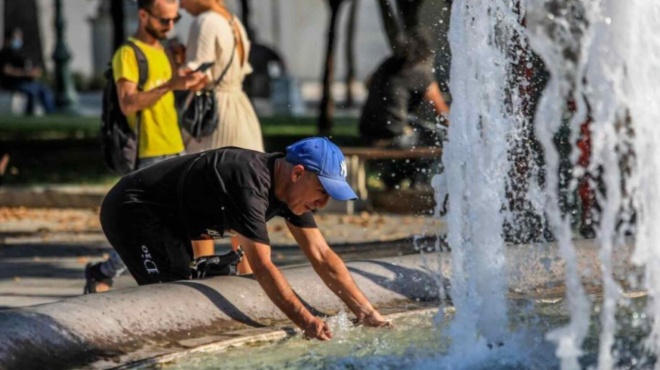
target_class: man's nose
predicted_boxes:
[316,194,330,209]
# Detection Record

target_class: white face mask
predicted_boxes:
[10,38,22,50]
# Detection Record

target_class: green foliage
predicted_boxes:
[0,115,359,140]
[0,115,361,185]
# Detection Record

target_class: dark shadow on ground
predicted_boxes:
[347,260,442,302]
[294,291,332,318]
[172,280,266,328]
[0,242,110,259]
[0,260,86,279]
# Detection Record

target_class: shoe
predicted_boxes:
[83,262,114,294]
[579,224,596,239]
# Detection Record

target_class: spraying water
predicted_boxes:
[442,0,660,368]
[444,0,523,349]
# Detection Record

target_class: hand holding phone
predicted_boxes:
[194,62,215,73]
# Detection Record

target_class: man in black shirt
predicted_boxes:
[0,28,54,115]
[98,137,390,340]
[360,29,449,146]
[359,29,450,189]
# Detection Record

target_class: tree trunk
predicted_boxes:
[376,0,400,50]
[395,0,425,32]
[239,0,255,42]
[344,0,359,108]
[318,0,347,136]
[110,0,125,52]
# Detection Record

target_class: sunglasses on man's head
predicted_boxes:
[145,9,181,26]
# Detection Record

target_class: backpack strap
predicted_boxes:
[125,41,149,91]
[123,40,149,166]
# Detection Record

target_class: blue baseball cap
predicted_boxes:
[285,137,358,201]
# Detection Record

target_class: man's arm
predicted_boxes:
[115,71,205,116]
[425,81,450,125]
[235,233,333,341]
[2,63,40,79]
[286,222,391,327]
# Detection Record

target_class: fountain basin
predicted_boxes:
[0,239,636,369]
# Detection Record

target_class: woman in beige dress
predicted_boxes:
[181,0,263,273]
[181,0,264,153]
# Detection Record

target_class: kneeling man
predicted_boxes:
[99,137,390,340]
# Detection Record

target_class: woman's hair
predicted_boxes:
[393,28,434,66]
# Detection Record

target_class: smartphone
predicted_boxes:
[195,62,215,73]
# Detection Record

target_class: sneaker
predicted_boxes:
[579,224,596,239]
[83,262,113,294]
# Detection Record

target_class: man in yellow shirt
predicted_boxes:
[114,0,206,167]
[85,0,206,293]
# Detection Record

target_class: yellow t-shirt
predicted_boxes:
[112,38,184,158]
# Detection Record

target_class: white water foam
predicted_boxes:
[444,0,522,350]
[441,0,660,368]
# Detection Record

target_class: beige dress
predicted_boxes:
[184,11,264,153]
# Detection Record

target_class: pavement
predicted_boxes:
[0,185,445,310]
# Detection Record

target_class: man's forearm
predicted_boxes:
[252,260,316,329]
[3,65,29,78]
[120,81,173,116]
[312,251,375,319]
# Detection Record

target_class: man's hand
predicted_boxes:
[303,317,333,341]
[355,310,393,328]
[170,70,207,91]
[29,67,42,79]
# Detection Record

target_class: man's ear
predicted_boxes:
[291,165,306,182]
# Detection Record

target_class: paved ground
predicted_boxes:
[0,206,445,310]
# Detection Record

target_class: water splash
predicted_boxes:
[444,0,524,348]
[443,0,660,367]
[623,0,660,362]
[525,1,593,367]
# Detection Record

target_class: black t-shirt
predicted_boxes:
[0,47,29,89]
[108,148,317,245]
[359,56,436,140]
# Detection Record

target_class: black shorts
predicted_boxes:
[100,187,193,285]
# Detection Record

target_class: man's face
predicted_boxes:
[9,30,23,50]
[141,0,179,40]
[286,166,331,215]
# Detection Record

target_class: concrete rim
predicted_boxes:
[0,240,638,369]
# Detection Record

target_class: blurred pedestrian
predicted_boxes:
[84,0,207,294]
[0,28,55,115]
[180,0,263,153]
[359,29,450,190]
[180,0,264,273]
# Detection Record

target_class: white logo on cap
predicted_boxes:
[340,161,347,178]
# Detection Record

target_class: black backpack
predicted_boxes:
[100,41,148,175]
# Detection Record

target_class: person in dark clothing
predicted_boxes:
[359,29,450,189]
[96,137,391,340]
[0,28,54,115]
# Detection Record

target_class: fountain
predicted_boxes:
[441,0,659,368]
[1,1,659,369]
[161,0,660,367]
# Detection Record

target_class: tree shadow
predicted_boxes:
[0,260,86,280]
[0,242,110,259]
[347,260,443,302]
[171,280,266,328]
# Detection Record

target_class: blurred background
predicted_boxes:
[0,0,451,115]
[0,0,452,193]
